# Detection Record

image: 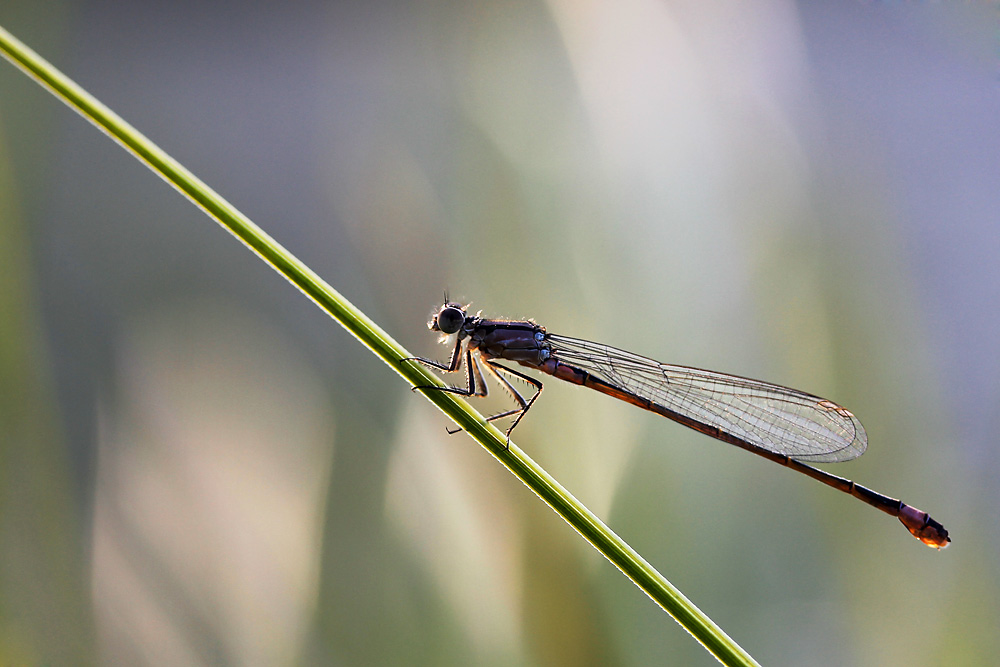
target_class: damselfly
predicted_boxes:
[409,301,950,549]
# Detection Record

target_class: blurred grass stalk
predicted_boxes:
[0,25,759,666]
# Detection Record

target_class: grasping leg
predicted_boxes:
[406,346,543,445]
[484,361,543,439]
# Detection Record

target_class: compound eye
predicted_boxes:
[435,306,465,334]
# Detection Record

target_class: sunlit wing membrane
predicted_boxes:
[547,334,867,463]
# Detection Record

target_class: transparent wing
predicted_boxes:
[547,334,867,463]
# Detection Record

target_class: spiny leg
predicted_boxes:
[485,361,543,440]
[411,348,487,398]
[442,360,542,444]
[406,345,542,444]
[403,333,464,373]
[403,332,488,398]
[442,358,529,436]
[441,352,528,434]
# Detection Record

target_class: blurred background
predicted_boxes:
[1,1,998,665]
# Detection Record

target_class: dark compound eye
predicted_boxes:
[435,306,466,334]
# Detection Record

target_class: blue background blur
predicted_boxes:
[1,1,998,665]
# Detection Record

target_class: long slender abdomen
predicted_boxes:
[528,357,950,548]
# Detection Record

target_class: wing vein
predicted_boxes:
[547,334,867,463]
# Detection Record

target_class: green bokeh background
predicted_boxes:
[2,2,997,665]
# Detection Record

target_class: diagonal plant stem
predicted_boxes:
[0,25,760,667]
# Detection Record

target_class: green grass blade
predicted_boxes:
[0,25,760,666]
